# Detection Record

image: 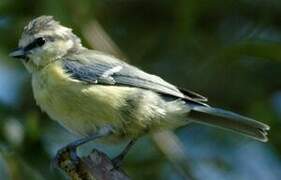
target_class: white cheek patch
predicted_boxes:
[62,39,74,50]
[42,39,73,58]
[29,50,42,66]
[49,39,72,49]
[27,39,73,67]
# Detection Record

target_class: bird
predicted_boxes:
[10,16,269,167]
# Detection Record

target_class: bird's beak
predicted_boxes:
[9,47,27,59]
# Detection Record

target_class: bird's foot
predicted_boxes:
[111,139,137,169]
[111,154,124,169]
[51,142,81,171]
[51,128,113,170]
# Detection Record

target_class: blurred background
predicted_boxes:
[0,0,281,179]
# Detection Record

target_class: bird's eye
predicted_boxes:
[35,37,46,47]
[23,37,47,52]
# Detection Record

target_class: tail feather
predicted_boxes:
[188,106,270,142]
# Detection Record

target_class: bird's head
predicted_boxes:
[10,16,83,72]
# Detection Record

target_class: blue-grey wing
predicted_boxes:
[62,51,207,102]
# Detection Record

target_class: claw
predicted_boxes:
[50,129,113,171]
[50,152,60,170]
[51,144,80,171]
[111,139,137,169]
[112,156,123,169]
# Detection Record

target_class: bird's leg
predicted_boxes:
[52,126,113,169]
[112,138,137,168]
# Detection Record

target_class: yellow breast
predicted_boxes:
[31,61,134,137]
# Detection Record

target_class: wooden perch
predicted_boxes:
[56,148,130,180]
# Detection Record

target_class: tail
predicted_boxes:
[188,105,270,142]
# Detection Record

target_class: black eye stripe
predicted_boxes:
[24,37,46,51]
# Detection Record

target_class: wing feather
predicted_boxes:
[62,50,207,104]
